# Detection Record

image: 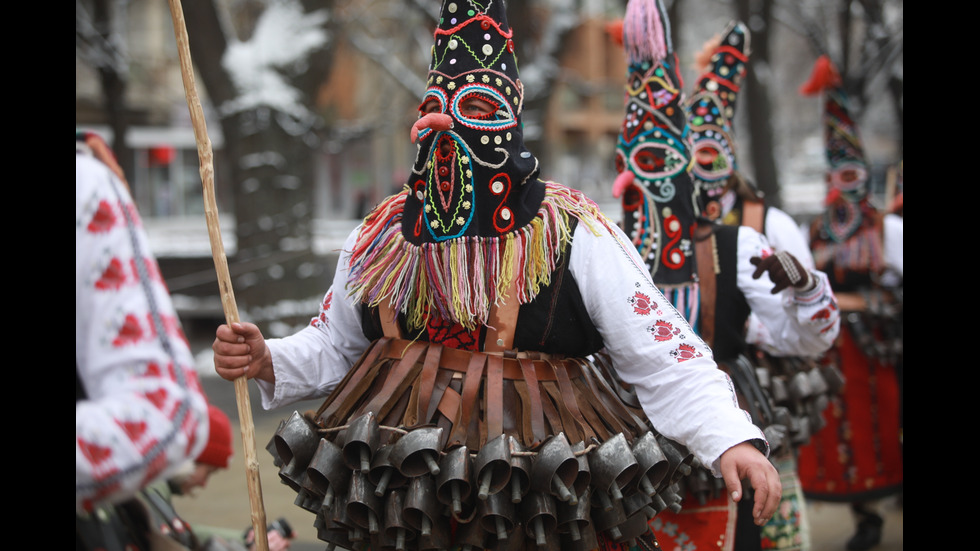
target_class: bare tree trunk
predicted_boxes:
[181,0,337,334]
[736,0,782,207]
[91,0,133,180]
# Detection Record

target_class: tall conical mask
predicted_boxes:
[687,21,750,219]
[403,0,542,245]
[800,54,872,245]
[612,0,698,289]
[800,54,869,206]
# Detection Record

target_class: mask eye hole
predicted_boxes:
[420,98,442,115]
[459,94,499,119]
[615,154,626,174]
[635,150,663,173]
[695,147,719,165]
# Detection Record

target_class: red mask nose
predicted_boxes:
[411,113,454,143]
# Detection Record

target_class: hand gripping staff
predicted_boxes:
[165,1,270,549]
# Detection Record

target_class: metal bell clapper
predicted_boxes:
[295,472,322,513]
[631,432,668,498]
[370,444,407,497]
[390,426,444,477]
[478,491,515,542]
[529,433,579,505]
[507,436,531,504]
[590,494,627,541]
[520,491,558,547]
[343,412,380,473]
[659,482,684,514]
[403,475,439,538]
[556,487,591,543]
[307,437,351,513]
[474,434,512,500]
[588,433,639,512]
[273,411,320,492]
[436,445,473,516]
[347,470,383,536]
[383,489,416,551]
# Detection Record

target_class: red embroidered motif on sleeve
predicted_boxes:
[648,320,680,342]
[670,343,703,362]
[311,291,334,328]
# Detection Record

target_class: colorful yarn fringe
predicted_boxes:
[347,183,613,331]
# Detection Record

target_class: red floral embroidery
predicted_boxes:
[628,291,658,316]
[95,258,128,290]
[670,343,703,362]
[87,200,117,233]
[113,314,145,347]
[78,437,113,467]
[311,291,334,328]
[117,420,148,444]
[649,320,679,342]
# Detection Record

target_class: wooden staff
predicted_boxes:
[165,1,270,549]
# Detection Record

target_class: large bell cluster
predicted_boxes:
[269,410,701,550]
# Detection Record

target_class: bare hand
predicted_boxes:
[719,442,781,526]
[750,251,812,294]
[212,322,274,383]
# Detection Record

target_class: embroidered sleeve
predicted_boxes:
[76,155,209,514]
[568,222,766,473]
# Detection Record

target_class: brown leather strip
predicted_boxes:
[362,341,428,416]
[416,344,444,425]
[512,380,536,447]
[435,386,462,426]
[316,338,392,424]
[425,366,456,423]
[695,228,717,348]
[575,358,640,436]
[541,380,580,444]
[486,354,505,439]
[403,373,421,427]
[538,382,564,439]
[552,360,586,441]
[519,357,546,445]
[449,352,488,447]
[379,338,578,381]
[571,380,607,441]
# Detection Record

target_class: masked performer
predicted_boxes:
[794,55,903,551]
[686,22,852,551]
[213,2,782,550]
[610,4,839,551]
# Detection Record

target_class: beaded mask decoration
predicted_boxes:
[403,0,542,245]
[612,0,698,291]
[801,55,884,273]
[800,55,872,242]
[686,21,750,219]
[348,1,610,332]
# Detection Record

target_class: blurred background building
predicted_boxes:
[76,0,903,340]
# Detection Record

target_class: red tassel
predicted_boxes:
[606,19,624,46]
[799,54,842,96]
